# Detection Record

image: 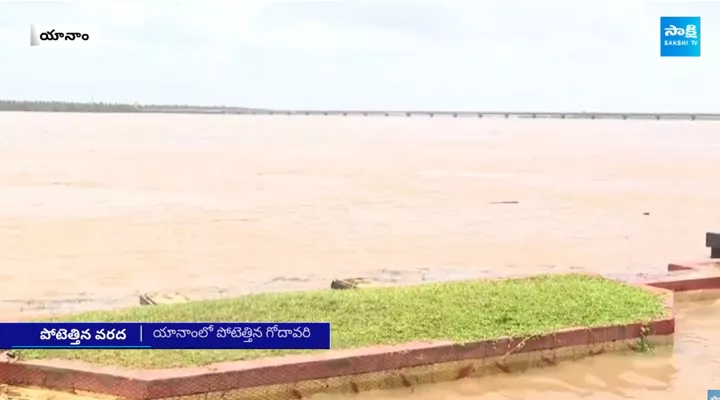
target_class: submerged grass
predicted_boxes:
[17,274,665,369]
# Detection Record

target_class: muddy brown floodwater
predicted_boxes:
[0,113,719,316]
[318,299,720,400]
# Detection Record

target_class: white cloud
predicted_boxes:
[0,0,718,110]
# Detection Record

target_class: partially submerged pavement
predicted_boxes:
[1,260,719,400]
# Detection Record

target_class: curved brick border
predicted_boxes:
[6,267,720,400]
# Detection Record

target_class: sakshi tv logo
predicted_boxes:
[660,16,700,57]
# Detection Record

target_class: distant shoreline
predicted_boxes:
[0,100,719,120]
[0,100,260,114]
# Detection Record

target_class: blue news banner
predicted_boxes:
[0,322,331,350]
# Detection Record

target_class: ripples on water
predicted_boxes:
[1,114,720,397]
[1,114,719,313]
[321,300,719,400]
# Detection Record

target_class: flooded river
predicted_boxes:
[0,113,719,315]
[319,299,720,400]
[1,112,719,399]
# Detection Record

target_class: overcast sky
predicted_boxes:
[0,0,718,111]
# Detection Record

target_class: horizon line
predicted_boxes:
[0,100,718,119]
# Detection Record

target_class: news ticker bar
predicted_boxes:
[0,322,330,350]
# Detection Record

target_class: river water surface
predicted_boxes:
[1,113,719,314]
[0,112,719,399]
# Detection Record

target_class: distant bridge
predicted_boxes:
[138,108,720,121]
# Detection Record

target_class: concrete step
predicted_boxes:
[707,232,720,258]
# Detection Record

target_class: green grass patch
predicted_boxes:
[17,274,665,369]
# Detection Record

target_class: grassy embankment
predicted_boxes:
[17,274,666,369]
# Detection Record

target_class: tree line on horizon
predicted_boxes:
[0,100,259,113]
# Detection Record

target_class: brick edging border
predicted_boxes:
[1,263,719,400]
